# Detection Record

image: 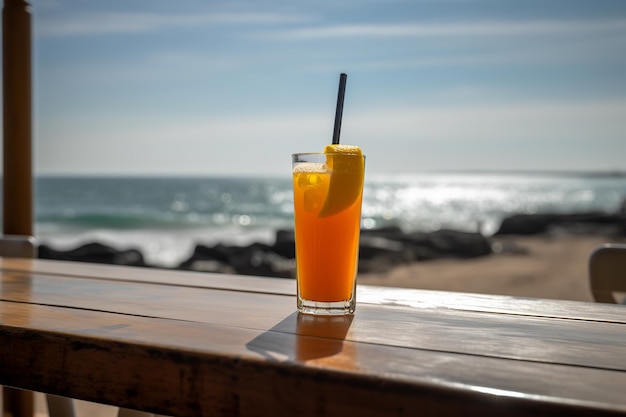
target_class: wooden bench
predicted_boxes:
[1,257,625,416]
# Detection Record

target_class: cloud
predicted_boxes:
[35,111,333,175]
[346,100,626,141]
[307,34,624,72]
[36,99,626,175]
[345,99,626,172]
[36,11,311,37]
[260,18,626,40]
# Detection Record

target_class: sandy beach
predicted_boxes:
[358,234,625,302]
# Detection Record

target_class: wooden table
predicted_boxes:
[1,257,625,416]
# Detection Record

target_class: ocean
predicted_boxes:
[32,172,626,267]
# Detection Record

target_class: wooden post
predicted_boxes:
[2,3,34,417]
[3,0,33,236]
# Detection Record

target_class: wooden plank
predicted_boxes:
[2,271,625,372]
[358,286,626,324]
[0,257,296,295]
[2,257,625,324]
[1,301,625,416]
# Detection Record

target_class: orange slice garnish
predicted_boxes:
[318,145,364,218]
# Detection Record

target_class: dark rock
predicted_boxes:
[359,235,406,260]
[494,214,557,235]
[358,235,411,273]
[272,229,295,258]
[229,243,295,278]
[178,244,235,268]
[363,228,491,260]
[38,242,146,267]
[37,225,500,277]
[178,242,295,278]
[360,226,406,240]
[425,229,492,258]
[495,212,623,236]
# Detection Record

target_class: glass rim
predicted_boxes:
[292,152,365,157]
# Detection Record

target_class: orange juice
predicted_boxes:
[292,147,364,314]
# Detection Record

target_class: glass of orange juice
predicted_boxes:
[292,145,365,315]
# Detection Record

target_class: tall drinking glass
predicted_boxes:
[292,150,365,315]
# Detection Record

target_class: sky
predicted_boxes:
[15,0,626,175]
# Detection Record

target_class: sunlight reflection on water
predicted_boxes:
[362,172,626,235]
[34,173,626,265]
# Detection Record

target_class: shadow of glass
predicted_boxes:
[246,312,354,363]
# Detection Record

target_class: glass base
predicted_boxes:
[298,297,355,315]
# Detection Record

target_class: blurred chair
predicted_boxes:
[589,243,626,304]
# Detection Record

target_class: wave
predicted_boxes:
[37,212,189,229]
[30,173,626,267]
[36,210,295,231]
[33,173,626,236]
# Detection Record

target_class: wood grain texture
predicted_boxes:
[2,302,625,416]
[2,258,626,416]
[2,257,624,323]
[2,270,625,371]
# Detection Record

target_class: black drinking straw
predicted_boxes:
[332,73,347,145]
